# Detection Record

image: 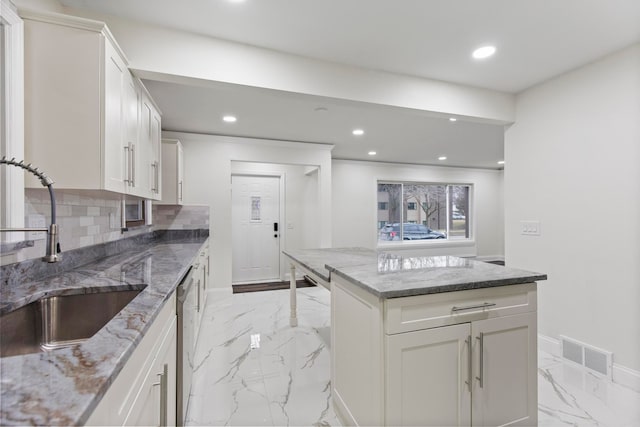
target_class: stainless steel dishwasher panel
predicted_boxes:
[176,267,196,427]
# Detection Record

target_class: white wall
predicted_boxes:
[332,160,505,258]
[14,0,63,13]
[163,131,332,289]
[505,44,640,373]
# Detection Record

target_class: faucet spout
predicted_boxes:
[0,156,60,262]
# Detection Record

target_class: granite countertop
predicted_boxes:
[0,231,208,426]
[326,252,547,298]
[282,247,377,283]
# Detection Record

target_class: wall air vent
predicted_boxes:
[560,335,613,379]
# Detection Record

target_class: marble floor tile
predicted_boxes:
[538,352,640,427]
[187,286,640,427]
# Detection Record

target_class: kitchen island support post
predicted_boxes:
[290,263,298,326]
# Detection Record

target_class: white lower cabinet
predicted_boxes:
[470,312,537,427]
[85,294,177,426]
[124,318,177,426]
[386,323,472,427]
[385,312,537,427]
[331,276,538,427]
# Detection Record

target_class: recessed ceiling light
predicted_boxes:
[449,117,457,122]
[438,156,447,161]
[352,129,364,136]
[223,115,237,123]
[368,151,377,156]
[498,160,505,165]
[472,45,496,59]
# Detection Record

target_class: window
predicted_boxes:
[377,182,471,243]
[378,202,388,210]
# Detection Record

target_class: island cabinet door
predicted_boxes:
[471,312,537,427]
[386,323,472,427]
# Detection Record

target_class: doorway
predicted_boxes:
[231,174,281,284]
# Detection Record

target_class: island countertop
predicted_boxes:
[282,247,377,283]
[326,252,547,298]
[0,230,208,426]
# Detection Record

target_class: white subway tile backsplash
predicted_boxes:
[79,216,94,226]
[1,190,210,266]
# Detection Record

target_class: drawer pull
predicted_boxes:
[465,335,472,392]
[152,365,168,426]
[476,333,484,388]
[451,302,496,312]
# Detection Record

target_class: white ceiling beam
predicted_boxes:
[75,11,515,124]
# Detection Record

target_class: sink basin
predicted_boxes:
[0,288,144,358]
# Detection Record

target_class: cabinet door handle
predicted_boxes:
[151,162,157,193]
[476,333,484,388]
[451,302,496,312]
[155,161,160,193]
[124,145,131,184]
[465,335,472,392]
[130,143,136,187]
[154,363,168,427]
[179,181,183,202]
[151,364,168,426]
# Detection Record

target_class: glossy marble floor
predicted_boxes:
[186,287,640,426]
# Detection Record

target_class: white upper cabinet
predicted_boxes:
[21,10,162,200]
[158,139,183,205]
[136,88,162,200]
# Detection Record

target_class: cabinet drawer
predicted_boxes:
[385,283,537,335]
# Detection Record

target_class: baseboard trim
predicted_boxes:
[538,334,561,357]
[538,334,640,393]
[613,363,640,393]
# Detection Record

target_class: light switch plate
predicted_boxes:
[520,220,541,236]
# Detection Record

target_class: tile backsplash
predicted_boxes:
[0,189,209,266]
[154,205,210,230]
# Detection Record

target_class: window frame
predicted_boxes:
[376,180,474,247]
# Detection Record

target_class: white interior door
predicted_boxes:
[232,175,281,284]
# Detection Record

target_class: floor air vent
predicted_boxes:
[560,335,613,379]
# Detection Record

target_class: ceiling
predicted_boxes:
[59,0,640,168]
[143,79,505,169]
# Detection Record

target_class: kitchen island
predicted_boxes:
[0,230,208,426]
[284,248,546,426]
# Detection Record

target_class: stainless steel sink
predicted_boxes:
[0,289,144,358]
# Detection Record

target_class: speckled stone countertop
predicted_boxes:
[284,248,546,298]
[0,232,208,426]
[282,247,377,283]
[326,251,547,298]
